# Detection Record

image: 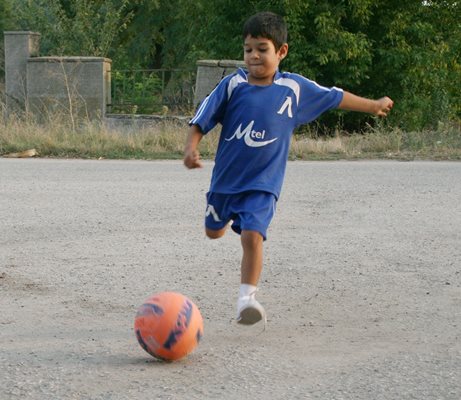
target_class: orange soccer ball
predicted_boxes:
[134,292,204,361]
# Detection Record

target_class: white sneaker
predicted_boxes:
[236,295,266,325]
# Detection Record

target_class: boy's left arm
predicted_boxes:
[338,91,394,117]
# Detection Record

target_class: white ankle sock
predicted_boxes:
[239,284,257,298]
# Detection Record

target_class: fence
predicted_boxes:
[3,31,244,122]
[108,60,245,116]
[108,68,196,115]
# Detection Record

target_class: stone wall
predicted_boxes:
[4,31,110,120]
[193,59,245,107]
[3,31,243,122]
[27,56,111,119]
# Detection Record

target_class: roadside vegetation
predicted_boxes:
[1,1,461,133]
[1,1,460,161]
[1,107,460,161]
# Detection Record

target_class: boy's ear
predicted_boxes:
[278,43,289,61]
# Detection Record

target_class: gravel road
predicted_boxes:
[1,159,460,399]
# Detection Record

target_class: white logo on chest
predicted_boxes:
[277,96,293,118]
[225,120,277,147]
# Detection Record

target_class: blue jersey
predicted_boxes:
[190,68,344,199]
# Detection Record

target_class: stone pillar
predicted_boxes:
[194,60,245,107]
[4,31,41,114]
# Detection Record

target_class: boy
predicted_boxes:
[184,12,393,325]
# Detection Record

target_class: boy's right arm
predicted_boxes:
[184,124,204,169]
[339,92,394,117]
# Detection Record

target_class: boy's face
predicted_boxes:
[244,35,288,85]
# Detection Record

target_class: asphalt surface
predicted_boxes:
[1,158,460,399]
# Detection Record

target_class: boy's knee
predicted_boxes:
[241,230,263,247]
[206,227,226,239]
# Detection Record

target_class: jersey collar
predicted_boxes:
[237,68,282,83]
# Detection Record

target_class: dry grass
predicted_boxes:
[0,112,187,159]
[290,124,461,160]
[1,107,460,160]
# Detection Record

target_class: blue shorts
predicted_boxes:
[205,191,277,240]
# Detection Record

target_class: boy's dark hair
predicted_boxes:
[243,12,287,50]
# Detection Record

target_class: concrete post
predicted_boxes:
[4,31,41,114]
[194,60,245,107]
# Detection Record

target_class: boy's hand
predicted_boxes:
[184,125,204,169]
[374,97,394,117]
[184,148,202,169]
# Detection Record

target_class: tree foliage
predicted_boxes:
[3,0,461,130]
[0,0,12,32]
[9,0,133,58]
[0,0,13,78]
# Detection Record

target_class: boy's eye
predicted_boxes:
[244,47,268,53]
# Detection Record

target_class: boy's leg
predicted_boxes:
[240,230,263,285]
[237,229,266,325]
[234,192,275,325]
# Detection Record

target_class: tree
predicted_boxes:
[4,0,460,129]
[0,0,12,32]
[0,0,13,79]
[365,0,461,129]
[9,0,133,58]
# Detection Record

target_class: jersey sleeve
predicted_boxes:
[189,74,232,134]
[296,75,344,126]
